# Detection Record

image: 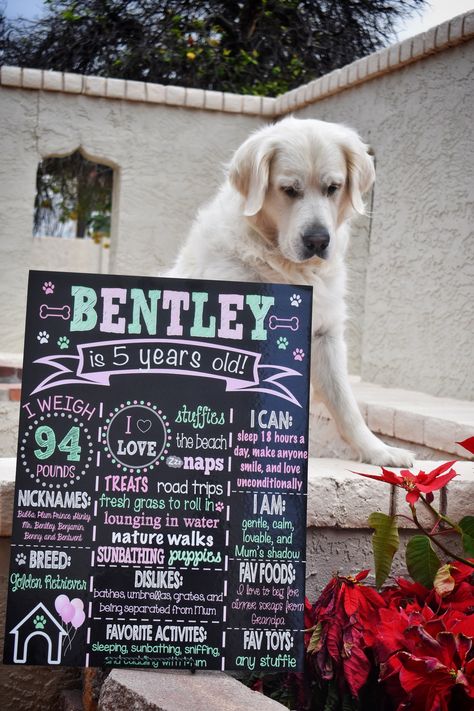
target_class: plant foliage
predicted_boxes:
[1,0,426,96]
[368,512,399,588]
[34,151,113,241]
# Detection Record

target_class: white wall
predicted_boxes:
[295,42,474,399]
[0,16,472,399]
[0,86,262,352]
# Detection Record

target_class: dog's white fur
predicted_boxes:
[167,117,413,466]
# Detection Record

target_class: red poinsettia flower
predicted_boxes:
[351,461,458,504]
[374,600,474,711]
[382,576,431,610]
[306,571,386,698]
[381,626,474,711]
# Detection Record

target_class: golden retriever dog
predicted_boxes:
[167,116,413,466]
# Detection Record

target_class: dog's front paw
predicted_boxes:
[362,444,414,468]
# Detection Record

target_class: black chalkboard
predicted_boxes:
[3,270,312,672]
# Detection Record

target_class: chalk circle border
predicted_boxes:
[20,412,94,489]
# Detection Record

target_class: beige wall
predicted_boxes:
[0,22,472,400]
[295,41,474,399]
[0,86,262,352]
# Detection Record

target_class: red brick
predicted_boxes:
[9,386,21,401]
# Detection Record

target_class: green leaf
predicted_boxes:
[459,516,474,556]
[406,535,440,587]
[323,682,339,711]
[368,512,399,588]
[342,694,359,711]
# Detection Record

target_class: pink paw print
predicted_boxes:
[293,348,305,361]
[42,281,55,295]
[215,501,224,512]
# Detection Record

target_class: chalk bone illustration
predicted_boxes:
[39,304,71,320]
[10,602,67,664]
[268,315,299,331]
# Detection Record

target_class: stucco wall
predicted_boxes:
[0,86,262,352]
[0,20,473,399]
[295,41,474,399]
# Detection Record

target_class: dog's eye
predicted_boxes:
[327,184,340,197]
[281,185,301,199]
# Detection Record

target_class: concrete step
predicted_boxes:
[60,689,83,711]
[310,376,474,461]
[99,669,285,711]
[0,352,472,460]
[1,455,472,537]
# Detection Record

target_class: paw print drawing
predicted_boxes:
[215,501,224,512]
[42,281,55,295]
[37,331,49,344]
[15,552,27,565]
[33,614,47,630]
[293,348,305,361]
[290,293,302,307]
[277,336,289,350]
[57,336,70,350]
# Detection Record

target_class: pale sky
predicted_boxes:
[395,0,474,38]
[3,0,474,41]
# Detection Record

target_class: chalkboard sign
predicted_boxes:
[3,270,312,672]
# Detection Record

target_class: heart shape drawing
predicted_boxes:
[137,419,152,433]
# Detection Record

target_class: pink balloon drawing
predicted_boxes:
[72,608,86,629]
[54,594,69,616]
[54,594,86,653]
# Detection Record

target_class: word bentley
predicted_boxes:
[70,287,275,340]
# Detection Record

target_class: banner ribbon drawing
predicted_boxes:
[32,339,303,406]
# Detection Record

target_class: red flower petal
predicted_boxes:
[416,469,457,493]
[343,583,360,616]
[450,614,474,637]
[342,641,371,697]
[350,468,403,486]
[423,461,457,481]
[457,436,474,455]
[406,490,420,504]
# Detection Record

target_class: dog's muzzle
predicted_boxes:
[301,226,330,260]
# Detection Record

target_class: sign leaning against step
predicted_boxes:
[3,270,312,672]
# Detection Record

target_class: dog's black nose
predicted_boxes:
[302,227,330,259]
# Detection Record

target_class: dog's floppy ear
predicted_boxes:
[229,131,276,217]
[341,132,375,215]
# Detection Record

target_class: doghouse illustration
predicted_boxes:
[10,602,67,664]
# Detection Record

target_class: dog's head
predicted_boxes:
[229,116,375,264]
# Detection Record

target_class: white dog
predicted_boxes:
[167,116,413,466]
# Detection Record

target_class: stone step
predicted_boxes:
[1,352,472,460]
[99,669,285,711]
[310,376,474,460]
[1,455,472,537]
[60,689,84,711]
[307,456,473,529]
